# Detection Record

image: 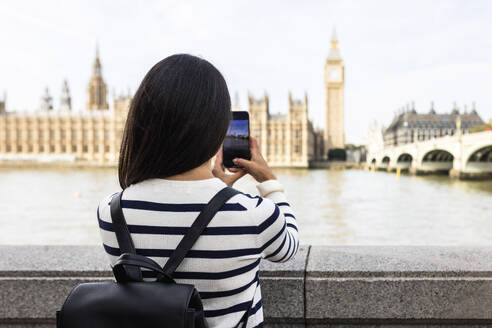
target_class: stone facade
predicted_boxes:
[324,29,345,151]
[0,96,130,165]
[0,46,331,167]
[0,49,129,165]
[247,92,323,167]
[383,103,485,147]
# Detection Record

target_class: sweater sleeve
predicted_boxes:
[251,179,299,262]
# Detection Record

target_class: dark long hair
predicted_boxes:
[118,54,231,188]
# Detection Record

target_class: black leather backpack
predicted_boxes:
[57,186,253,328]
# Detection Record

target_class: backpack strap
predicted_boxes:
[110,191,143,281]
[237,294,254,328]
[160,186,254,327]
[162,186,240,277]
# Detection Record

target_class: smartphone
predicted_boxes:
[223,111,251,168]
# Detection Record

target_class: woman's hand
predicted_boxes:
[232,137,277,183]
[212,147,246,187]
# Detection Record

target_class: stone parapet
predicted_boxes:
[1,245,492,327]
[305,246,492,327]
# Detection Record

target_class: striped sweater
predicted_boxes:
[97,177,299,328]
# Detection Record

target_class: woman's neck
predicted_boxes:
[164,160,214,181]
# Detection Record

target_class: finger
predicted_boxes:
[249,137,261,158]
[233,158,255,171]
[212,166,225,178]
[250,136,259,152]
[228,167,240,173]
[228,169,247,184]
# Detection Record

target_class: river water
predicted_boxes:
[0,167,491,245]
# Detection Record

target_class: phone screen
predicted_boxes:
[223,111,251,168]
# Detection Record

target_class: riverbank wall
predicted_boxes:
[372,164,492,180]
[2,245,492,327]
[0,160,368,171]
[0,161,116,170]
[309,161,365,169]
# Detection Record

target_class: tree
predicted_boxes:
[328,148,346,161]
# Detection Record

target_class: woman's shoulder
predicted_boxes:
[97,191,119,223]
[96,188,278,226]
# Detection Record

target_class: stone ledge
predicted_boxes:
[0,278,111,319]
[2,245,492,327]
[305,246,492,326]
[305,277,492,321]
[307,246,492,277]
[0,245,307,326]
[0,245,310,278]
[0,246,110,277]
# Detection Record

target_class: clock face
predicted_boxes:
[329,68,340,81]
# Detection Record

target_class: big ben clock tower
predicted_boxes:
[324,29,345,152]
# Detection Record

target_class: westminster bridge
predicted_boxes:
[367,130,492,178]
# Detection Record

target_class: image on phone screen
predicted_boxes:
[223,112,251,168]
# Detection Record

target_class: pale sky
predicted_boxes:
[1,0,492,144]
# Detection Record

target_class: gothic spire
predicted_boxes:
[0,90,6,114]
[60,79,72,111]
[86,43,109,110]
[327,27,341,60]
[331,28,338,47]
[93,44,102,76]
[429,101,436,114]
[452,102,459,115]
[40,87,53,111]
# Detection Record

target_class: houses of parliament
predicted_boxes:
[0,33,345,167]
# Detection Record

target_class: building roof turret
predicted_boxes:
[40,87,53,111]
[471,102,477,114]
[60,79,72,111]
[86,44,109,110]
[429,101,436,114]
[93,44,102,76]
[451,101,459,114]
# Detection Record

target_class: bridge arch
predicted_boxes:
[381,156,390,168]
[465,145,492,173]
[421,149,454,171]
[396,153,413,169]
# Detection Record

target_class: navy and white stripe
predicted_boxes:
[97,177,299,328]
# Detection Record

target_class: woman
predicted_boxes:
[97,54,299,328]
